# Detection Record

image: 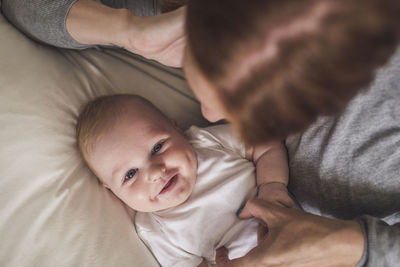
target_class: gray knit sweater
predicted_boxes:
[286,47,400,266]
[2,1,399,266]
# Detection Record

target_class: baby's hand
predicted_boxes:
[257,182,295,208]
[255,182,295,244]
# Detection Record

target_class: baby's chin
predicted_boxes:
[131,195,190,213]
[152,192,192,212]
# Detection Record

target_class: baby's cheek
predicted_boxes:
[127,188,148,205]
[169,148,191,165]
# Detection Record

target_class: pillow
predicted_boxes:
[0,8,208,267]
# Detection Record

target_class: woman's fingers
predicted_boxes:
[238,199,283,228]
[257,223,269,244]
[218,201,295,266]
[124,6,187,67]
[215,247,230,266]
[215,247,254,267]
[278,195,296,208]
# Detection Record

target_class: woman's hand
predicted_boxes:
[122,6,186,67]
[217,199,365,267]
[67,0,186,67]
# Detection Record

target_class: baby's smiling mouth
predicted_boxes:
[159,174,178,195]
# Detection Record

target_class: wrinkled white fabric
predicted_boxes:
[0,7,208,267]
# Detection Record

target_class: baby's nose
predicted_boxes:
[148,164,167,183]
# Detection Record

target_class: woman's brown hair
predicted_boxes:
[186,0,400,145]
[161,0,187,13]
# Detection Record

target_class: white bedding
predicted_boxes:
[0,4,208,266]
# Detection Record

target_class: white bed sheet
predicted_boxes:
[0,5,208,266]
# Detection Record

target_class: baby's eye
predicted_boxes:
[152,142,163,154]
[125,168,137,180]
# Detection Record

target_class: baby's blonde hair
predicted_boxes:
[77,95,121,160]
[76,94,170,179]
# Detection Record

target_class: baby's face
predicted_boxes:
[86,107,197,212]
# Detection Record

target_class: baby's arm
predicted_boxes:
[247,141,294,208]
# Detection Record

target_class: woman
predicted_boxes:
[184,0,400,266]
[4,0,400,266]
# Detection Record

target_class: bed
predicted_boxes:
[0,2,209,266]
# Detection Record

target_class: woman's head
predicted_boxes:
[185,0,400,145]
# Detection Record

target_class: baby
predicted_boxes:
[76,94,294,267]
